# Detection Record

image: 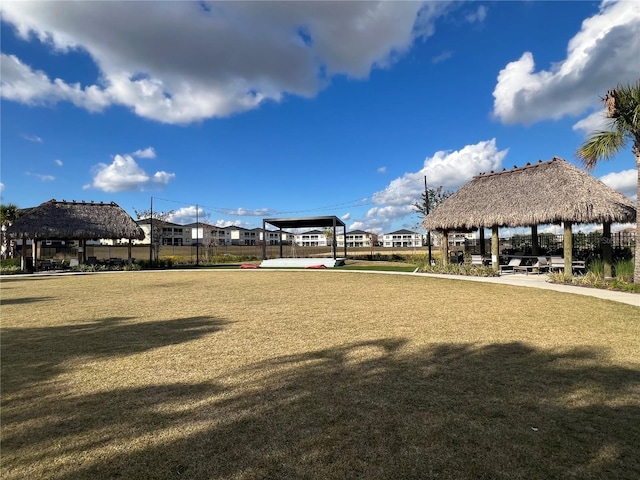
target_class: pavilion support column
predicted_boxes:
[602,222,613,279]
[128,239,133,265]
[33,237,38,272]
[262,220,267,260]
[531,225,539,256]
[78,240,84,265]
[564,222,573,274]
[21,235,27,270]
[441,230,449,264]
[479,228,486,257]
[491,225,499,272]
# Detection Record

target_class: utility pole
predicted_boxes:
[424,176,432,265]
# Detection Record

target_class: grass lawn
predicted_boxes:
[1,270,639,480]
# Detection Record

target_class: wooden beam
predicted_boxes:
[564,222,573,274]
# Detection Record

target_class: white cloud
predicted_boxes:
[0,183,4,193]
[22,133,42,143]
[132,147,156,159]
[341,213,352,221]
[1,53,110,112]
[372,139,507,206]
[214,219,243,228]
[167,205,208,224]
[0,2,452,124]
[351,139,508,233]
[224,207,272,216]
[377,166,387,174]
[465,5,487,24]
[600,169,637,202]
[431,50,452,64]
[492,1,640,125]
[572,109,610,136]
[26,172,55,182]
[54,159,63,166]
[87,154,175,192]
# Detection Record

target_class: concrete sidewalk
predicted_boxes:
[412,271,639,307]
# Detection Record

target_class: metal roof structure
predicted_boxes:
[262,216,347,260]
[262,216,346,229]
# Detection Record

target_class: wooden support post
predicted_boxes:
[491,225,499,272]
[602,222,612,279]
[441,230,449,264]
[33,237,38,272]
[21,235,27,270]
[564,222,573,274]
[479,228,485,257]
[531,224,539,255]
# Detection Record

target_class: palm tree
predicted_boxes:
[0,203,21,259]
[576,79,640,283]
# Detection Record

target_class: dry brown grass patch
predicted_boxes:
[1,271,639,479]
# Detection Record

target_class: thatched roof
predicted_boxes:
[7,199,145,240]
[423,157,636,231]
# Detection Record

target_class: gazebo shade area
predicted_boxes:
[261,216,347,268]
[423,157,636,271]
[7,199,144,270]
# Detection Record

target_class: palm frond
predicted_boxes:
[576,130,626,170]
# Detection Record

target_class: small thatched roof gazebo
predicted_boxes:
[7,199,144,270]
[423,157,636,273]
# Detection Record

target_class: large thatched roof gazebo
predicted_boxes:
[7,199,145,270]
[423,157,636,273]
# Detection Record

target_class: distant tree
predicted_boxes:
[322,227,335,248]
[0,203,21,259]
[134,208,175,263]
[412,186,453,219]
[575,79,640,283]
[413,186,453,249]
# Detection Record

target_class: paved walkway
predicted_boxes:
[411,271,639,307]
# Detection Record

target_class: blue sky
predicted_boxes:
[1,1,638,235]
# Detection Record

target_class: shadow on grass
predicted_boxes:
[2,340,639,480]
[1,315,231,396]
[0,296,57,305]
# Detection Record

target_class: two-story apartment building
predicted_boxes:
[380,229,423,248]
[133,220,292,247]
[294,229,330,247]
[336,230,376,248]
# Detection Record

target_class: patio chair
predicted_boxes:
[572,260,587,274]
[499,258,521,274]
[513,256,549,275]
[470,254,484,266]
[549,256,564,272]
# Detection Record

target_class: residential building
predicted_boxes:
[380,229,423,248]
[294,229,330,247]
[336,230,376,248]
